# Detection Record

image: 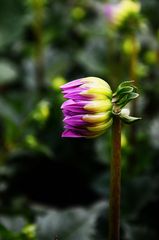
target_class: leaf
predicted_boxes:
[77,37,107,75]
[118,81,135,88]
[118,93,139,108]
[0,0,27,49]
[0,61,17,85]
[36,202,106,240]
[0,216,26,232]
[126,92,139,101]
[0,224,14,240]
[113,86,134,98]
[0,97,19,124]
[120,115,141,124]
[0,218,37,240]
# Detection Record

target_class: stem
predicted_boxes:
[32,0,45,90]
[130,33,138,117]
[107,33,118,90]
[156,47,159,65]
[129,34,138,173]
[109,116,121,240]
[130,34,138,85]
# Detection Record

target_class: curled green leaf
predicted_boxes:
[112,81,141,124]
[119,108,141,124]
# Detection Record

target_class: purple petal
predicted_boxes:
[62,86,88,94]
[61,99,89,113]
[61,79,83,90]
[64,94,90,101]
[64,124,87,132]
[62,87,81,94]
[61,99,89,108]
[62,87,85,93]
[62,109,76,117]
[62,109,87,117]
[63,106,83,113]
[64,115,87,127]
[63,89,91,101]
[61,99,75,109]
[62,129,84,138]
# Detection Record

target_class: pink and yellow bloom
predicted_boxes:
[61,77,113,138]
[103,3,120,25]
[103,0,141,28]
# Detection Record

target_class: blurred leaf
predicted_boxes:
[0,97,19,124]
[0,61,17,85]
[21,224,37,240]
[37,202,106,240]
[24,134,52,157]
[123,223,157,240]
[78,37,106,74]
[0,224,15,240]
[122,176,159,219]
[31,100,50,123]
[0,216,26,233]
[0,0,27,49]
[0,218,36,240]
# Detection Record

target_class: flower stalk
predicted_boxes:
[108,81,140,240]
[129,34,139,172]
[30,0,46,90]
[34,3,44,90]
[109,115,121,240]
[129,34,139,119]
[130,34,138,85]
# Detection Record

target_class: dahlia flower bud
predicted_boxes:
[61,77,113,138]
[103,3,120,25]
[103,0,141,29]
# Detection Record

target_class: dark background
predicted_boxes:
[0,0,159,239]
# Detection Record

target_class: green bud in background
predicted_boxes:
[122,37,141,55]
[71,7,86,21]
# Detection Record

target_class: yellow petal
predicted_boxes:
[81,77,111,89]
[81,91,108,100]
[86,130,106,139]
[84,100,112,112]
[81,87,112,98]
[86,118,113,132]
[83,112,112,124]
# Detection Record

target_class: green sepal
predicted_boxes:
[120,115,142,124]
[112,81,141,124]
[119,108,141,124]
[119,92,139,108]
[113,81,139,109]
[113,86,134,97]
[115,80,135,90]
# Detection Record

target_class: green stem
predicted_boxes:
[130,34,138,85]
[32,0,45,90]
[107,33,118,90]
[129,34,138,173]
[130,33,138,117]
[109,116,121,240]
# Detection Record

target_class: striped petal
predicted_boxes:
[61,77,113,138]
[62,129,84,138]
[64,115,87,127]
[61,79,83,90]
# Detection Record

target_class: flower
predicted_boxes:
[103,0,141,28]
[61,77,113,138]
[103,3,120,25]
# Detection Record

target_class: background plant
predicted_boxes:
[0,0,159,239]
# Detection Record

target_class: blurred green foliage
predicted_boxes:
[0,0,159,239]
